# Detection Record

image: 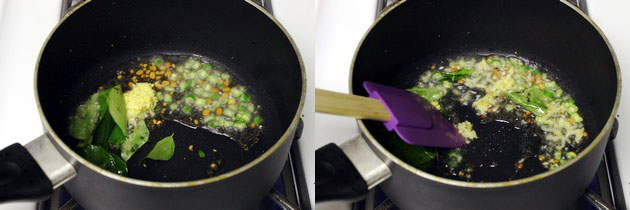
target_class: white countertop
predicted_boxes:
[272,0,317,208]
[314,0,375,209]
[588,0,630,207]
[0,0,61,209]
[314,0,630,209]
[0,0,316,209]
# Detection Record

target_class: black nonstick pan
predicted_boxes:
[316,0,619,209]
[0,0,305,209]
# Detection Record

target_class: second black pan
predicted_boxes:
[352,0,611,182]
[316,0,619,209]
[352,0,618,208]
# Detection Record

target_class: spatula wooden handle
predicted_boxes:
[315,89,391,121]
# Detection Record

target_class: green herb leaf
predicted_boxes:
[92,113,115,148]
[78,145,127,176]
[383,136,437,171]
[442,68,473,82]
[198,150,205,158]
[121,120,150,161]
[504,92,527,105]
[97,89,111,119]
[146,134,175,161]
[525,88,551,107]
[409,87,443,101]
[521,103,546,116]
[504,91,546,116]
[107,125,126,149]
[110,154,128,176]
[107,85,128,136]
[69,92,101,144]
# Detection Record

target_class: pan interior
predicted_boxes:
[353,0,617,182]
[36,0,302,181]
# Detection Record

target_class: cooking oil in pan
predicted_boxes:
[68,54,268,181]
[384,54,592,182]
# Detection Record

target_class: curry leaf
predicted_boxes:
[107,125,126,149]
[525,87,552,106]
[110,154,128,176]
[409,87,443,101]
[78,145,127,176]
[146,134,175,161]
[92,113,115,148]
[121,120,150,161]
[504,91,546,116]
[442,68,473,82]
[384,136,437,171]
[69,92,101,144]
[98,89,111,120]
[107,85,128,136]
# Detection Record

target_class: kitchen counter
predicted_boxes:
[0,0,61,209]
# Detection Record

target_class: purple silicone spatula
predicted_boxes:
[315,81,465,148]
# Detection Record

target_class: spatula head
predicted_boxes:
[363,81,465,148]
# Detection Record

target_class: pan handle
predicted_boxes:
[0,134,76,202]
[315,136,392,202]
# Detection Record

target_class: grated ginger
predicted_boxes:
[123,83,157,126]
[455,121,478,143]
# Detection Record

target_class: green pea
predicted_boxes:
[210,93,220,100]
[238,105,247,112]
[254,116,263,126]
[203,63,213,70]
[153,57,164,66]
[241,94,251,103]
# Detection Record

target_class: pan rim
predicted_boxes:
[350,0,621,188]
[33,0,307,188]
